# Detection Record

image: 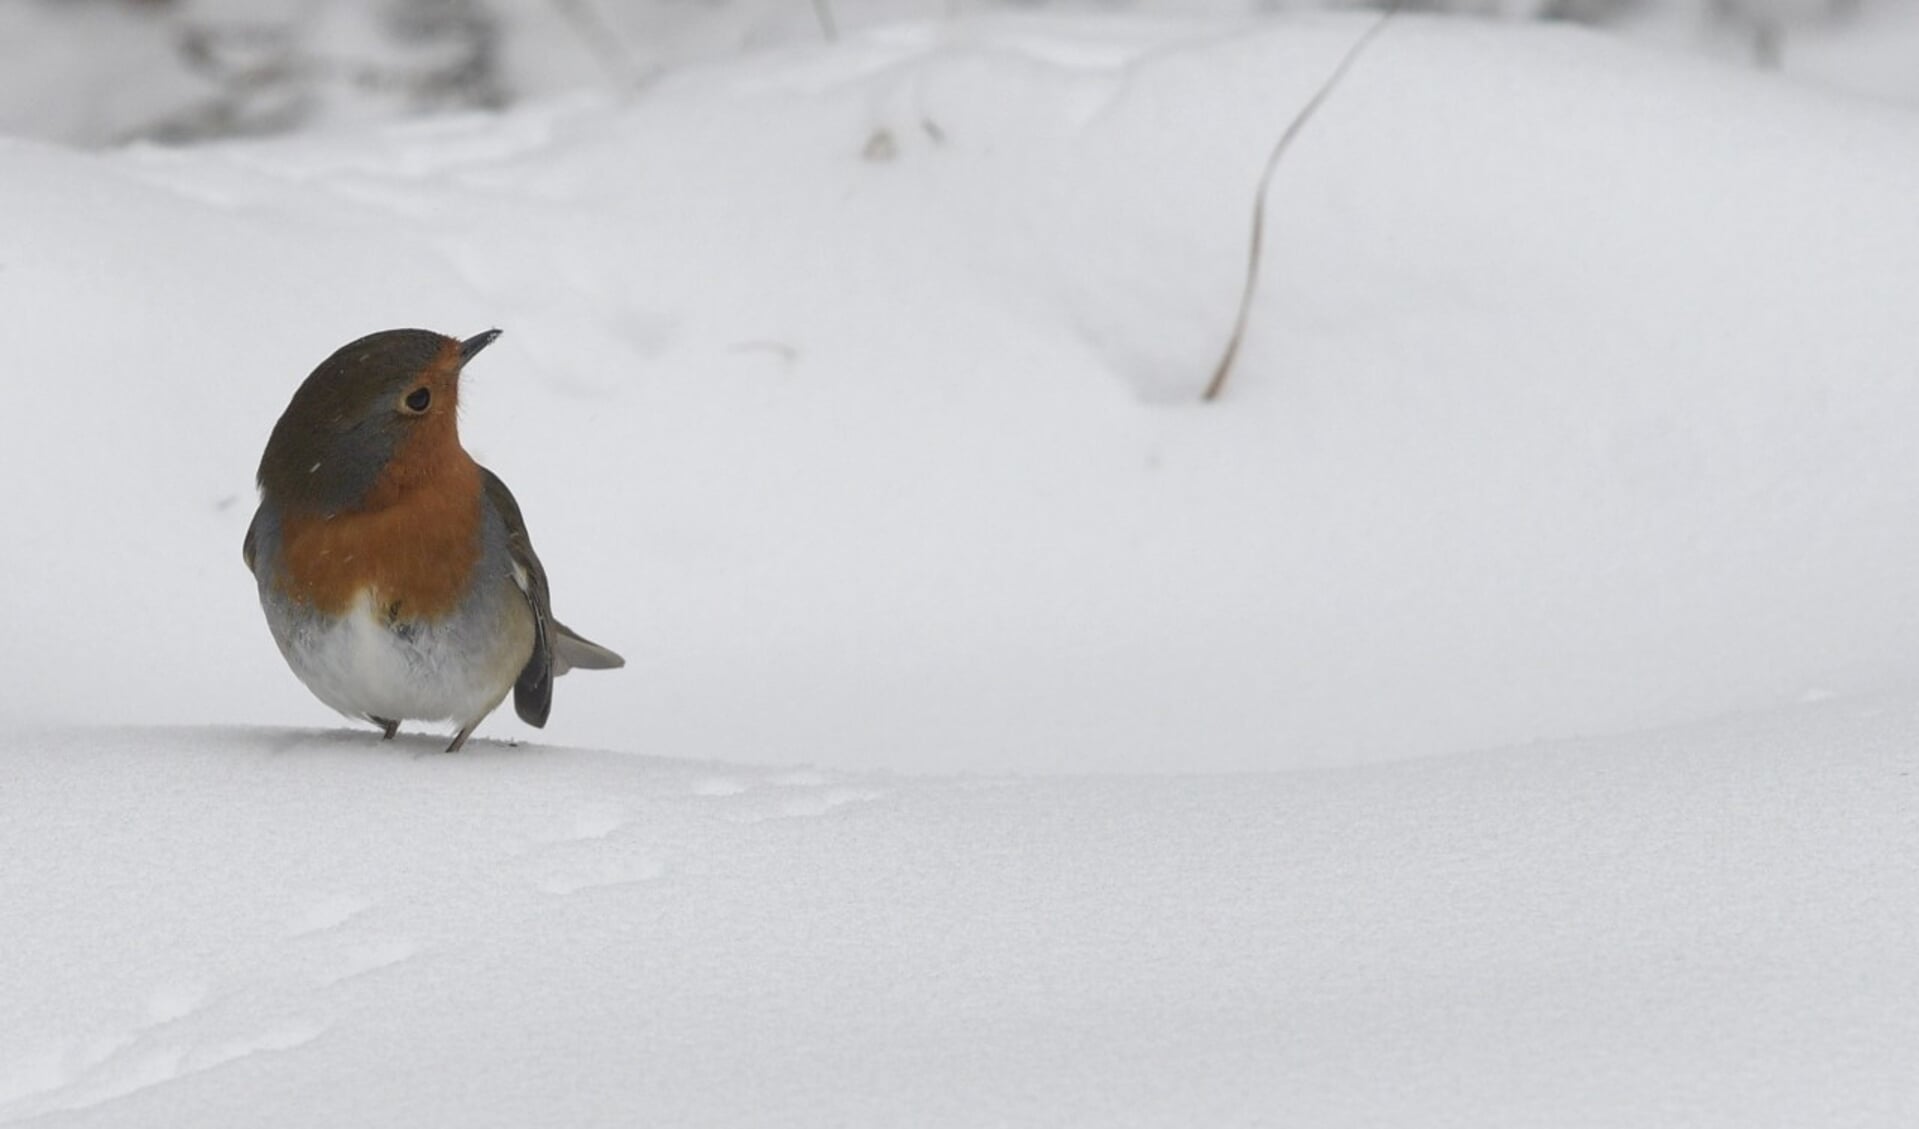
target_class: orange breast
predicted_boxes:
[274,412,485,622]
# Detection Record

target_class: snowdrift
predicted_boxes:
[5,15,1919,1123]
[6,697,1918,1126]
[6,16,1919,771]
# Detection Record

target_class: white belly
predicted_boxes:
[275,589,533,729]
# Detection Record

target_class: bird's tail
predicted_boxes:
[551,622,625,676]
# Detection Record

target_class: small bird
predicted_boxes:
[244,328,622,751]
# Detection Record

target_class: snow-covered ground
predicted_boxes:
[8,700,1919,1126]
[4,9,1919,1125]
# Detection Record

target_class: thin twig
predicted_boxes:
[547,0,639,88]
[1202,2,1402,403]
[811,0,839,43]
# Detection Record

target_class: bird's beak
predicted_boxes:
[459,329,503,365]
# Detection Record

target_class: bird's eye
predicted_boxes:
[403,387,432,414]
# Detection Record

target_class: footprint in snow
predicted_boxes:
[287,892,374,937]
[690,770,886,825]
[316,938,423,986]
[537,853,667,896]
[144,981,210,1025]
[0,985,325,1119]
[555,801,627,842]
[510,801,667,895]
[721,785,885,824]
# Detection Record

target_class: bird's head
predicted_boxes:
[257,327,500,513]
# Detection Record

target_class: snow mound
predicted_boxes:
[5,698,1917,1126]
[6,15,1919,1124]
[3,15,1918,774]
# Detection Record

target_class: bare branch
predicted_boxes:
[1202,2,1402,403]
[812,0,840,43]
[548,0,641,88]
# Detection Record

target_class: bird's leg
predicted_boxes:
[445,724,477,753]
[371,716,400,740]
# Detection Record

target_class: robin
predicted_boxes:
[243,328,623,751]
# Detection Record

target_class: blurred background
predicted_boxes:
[0,0,1910,148]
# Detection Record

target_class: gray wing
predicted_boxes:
[480,468,624,730]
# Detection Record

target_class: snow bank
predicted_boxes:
[5,14,1919,1125]
[3,16,1917,770]
[5,696,1916,1126]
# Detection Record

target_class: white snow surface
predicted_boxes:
[6,704,1919,1127]
[4,12,1919,1125]
[7,14,1919,772]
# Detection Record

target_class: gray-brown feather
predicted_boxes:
[480,467,623,729]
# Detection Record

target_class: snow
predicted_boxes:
[8,15,1919,772]
[7,0,1919,149]
[8,700,1919,1126]
[3,9,1919,1125]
